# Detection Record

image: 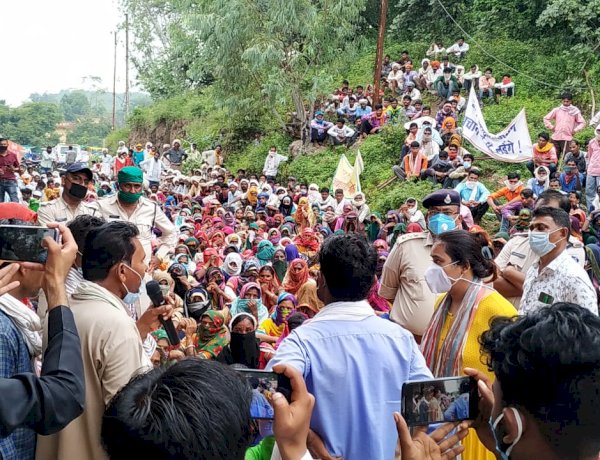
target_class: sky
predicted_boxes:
[1,0,137,106]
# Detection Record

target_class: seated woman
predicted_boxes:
[256,240,276,267]
[229,282,269,324]
[257,293,297,345]
[258,265,281,312]
[282,258,311,296]
[216,312,261,369]
[152,270,185,327]
[184,310,229,360]
[294,227,321,258]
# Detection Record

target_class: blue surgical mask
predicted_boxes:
[488,408,523,459]
[528,228,564,257]
[122,264,143,305]
[463,161,472,169]
[428,213,457,235]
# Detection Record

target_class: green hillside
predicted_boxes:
[111,0,600,230]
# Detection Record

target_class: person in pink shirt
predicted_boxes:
[585,124,600,210]
[543,93,586,159]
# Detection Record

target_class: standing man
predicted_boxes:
[494,190,585,307]
[268,233,432,459]
[379,189,462,337]
[94,166,176,263]
[543,93,586,160]
[40,146,55,175]
[100,149,114,179]
[165,139,187,171]
[0,137,20,203]
[36,222,172,460]
[64,146,77,167]
[262,145,288,182]
[520,206,597,314]
[139,150,165,188]
[586,124,600,211]
[38,163,99,226]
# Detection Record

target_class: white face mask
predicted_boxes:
[465,180,477,188]
[505,180,521,192]
[424,261,459,293]
[595,132,600,140]
[408,206,417,215]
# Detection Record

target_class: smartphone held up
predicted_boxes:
[401,376,479,427]
[236,369,292,420]
[0,225,59,264]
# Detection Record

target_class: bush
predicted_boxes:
[104,127,130,152]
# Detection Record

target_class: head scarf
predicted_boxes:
[284,244,300,262]
[256,240,276,266]
[223,252,243,276]
[274,292,298,325]
[185,287,211,320]
[294,228,320,252]
[282,258,309,295]
[196,311,229,359]
[247,186,258,206]
[272,249,288,283]
[279,195,295,217]
[228,313,260,369]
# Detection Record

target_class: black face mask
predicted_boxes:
[0,146,7,153]
[68,182,88,200]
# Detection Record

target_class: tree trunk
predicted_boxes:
[291,87,310,151]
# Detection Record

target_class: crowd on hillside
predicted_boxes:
[0,38,599,460]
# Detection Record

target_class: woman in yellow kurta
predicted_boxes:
[421,230,517,460]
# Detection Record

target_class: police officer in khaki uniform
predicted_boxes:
[38,163,99,226]
[379,189,462,338]
[94,166,176,264]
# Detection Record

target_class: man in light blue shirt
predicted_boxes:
[268,234,432,459]
[454,168,490,224]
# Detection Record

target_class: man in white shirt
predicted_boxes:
[262,146,288,181]
[317,187,337,212]
[446,37,469,59]
[494,190,586,307]
[327,119,355,146]
[333,188,350,216]
[139,152,165,187]
[520,206,597,315]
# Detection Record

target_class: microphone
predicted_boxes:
[146,280,180,346]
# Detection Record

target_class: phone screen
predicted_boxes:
[0,225,58,263]
[237,369,291,420]
[401,376,479,426]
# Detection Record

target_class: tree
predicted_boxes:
[3,102,62,146]
[67,119,112,147]
[182,0,369,145]
[121,0,212,99]
[60,91,91,122]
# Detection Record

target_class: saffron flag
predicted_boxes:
[462,87,532,163]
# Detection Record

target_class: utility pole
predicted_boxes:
[124,13,130,119]
[112,30,117,130]
[372,0,388,107]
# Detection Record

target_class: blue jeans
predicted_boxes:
[0,180,18,203]
[586,175,600,211]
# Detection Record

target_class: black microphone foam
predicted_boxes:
[146,280,180,346]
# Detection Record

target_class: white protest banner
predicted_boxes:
[331,151,364,198]
[462,87,532,163]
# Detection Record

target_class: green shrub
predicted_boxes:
[104,127,130,152]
